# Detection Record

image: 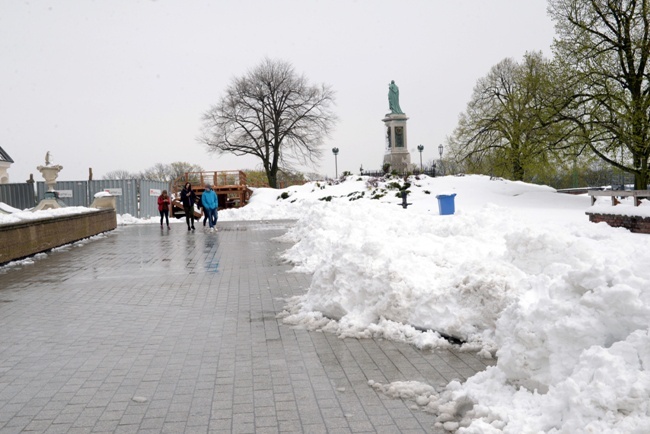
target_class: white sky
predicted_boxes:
[1,0,556,182]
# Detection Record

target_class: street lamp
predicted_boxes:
[438,144,444,176]
[332,147,339,178]
[417,144,424,172]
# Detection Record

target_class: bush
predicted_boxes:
[386,182,402,190]
[347,191,365,201]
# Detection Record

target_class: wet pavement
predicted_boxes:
[0,220,494,433]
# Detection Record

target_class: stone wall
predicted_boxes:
[586,212,650,234]
[0,209,117,264]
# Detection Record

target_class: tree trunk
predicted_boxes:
[635,156,648,190]
[266,170,278,189]
[511,150,525,181]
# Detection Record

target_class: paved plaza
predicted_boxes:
[0,220,494,433]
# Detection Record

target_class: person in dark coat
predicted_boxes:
[157,190,171,229]
[180,182,196,231]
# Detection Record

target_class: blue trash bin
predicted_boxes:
[436,193,457,215]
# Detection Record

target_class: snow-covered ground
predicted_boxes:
[2,174,649,432]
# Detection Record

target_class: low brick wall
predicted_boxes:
[586,212,650,234]
[0,209,117,264]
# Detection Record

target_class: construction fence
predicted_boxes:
[1,179,169,218]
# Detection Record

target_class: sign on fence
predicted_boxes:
[55,190,73,198]
[149,189,161,196]
[104,188,123,196]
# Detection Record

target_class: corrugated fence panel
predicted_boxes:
[140,180,170,219]
[5,179,171,217]
[37,181,89,207]
[0,183,36,210]
[89,179,138,216]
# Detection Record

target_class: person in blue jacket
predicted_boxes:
[201,184,218,232]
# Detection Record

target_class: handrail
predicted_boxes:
[588,189,650,206]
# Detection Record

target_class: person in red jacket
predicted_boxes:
[157,190,171,229]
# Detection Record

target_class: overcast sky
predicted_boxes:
[1,0,556,182]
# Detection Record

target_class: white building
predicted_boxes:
[0,146,14,184]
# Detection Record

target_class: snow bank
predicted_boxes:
[0,205,99,225]
[258,175,650,432]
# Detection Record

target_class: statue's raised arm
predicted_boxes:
[388,80,404,114]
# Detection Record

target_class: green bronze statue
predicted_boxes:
[388,80,404,114]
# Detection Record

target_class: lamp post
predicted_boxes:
[332,147,339,178]
[438,144,444,176]
[417,144,424,172]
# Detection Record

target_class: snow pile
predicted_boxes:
[237,175,649,433]
[0,205,99,225]
[116,213,158,226]
[0,202,21,214]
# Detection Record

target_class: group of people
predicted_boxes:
[156,182,219,232]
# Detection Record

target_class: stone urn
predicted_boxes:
[37,164,63,192]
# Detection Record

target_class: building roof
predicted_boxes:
[0,146,14,163]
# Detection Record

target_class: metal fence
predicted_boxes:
[37,181,89,207]
[2,179,169,217]
[360,167,438,178]
[140,180,170,219]
[0,183,36,210]
[89,179,138,216]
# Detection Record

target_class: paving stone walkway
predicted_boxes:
[0,220,494,433]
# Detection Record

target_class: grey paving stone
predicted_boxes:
[0,220,493,433]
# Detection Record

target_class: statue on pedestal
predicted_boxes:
[388,80,404,115]
[383,81,410,172]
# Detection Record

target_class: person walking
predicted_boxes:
[201,184,218,232]
[157,190,171,229]
[197,195,208,227]
[180,182,196,231]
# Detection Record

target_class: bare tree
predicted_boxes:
[139,162,204,182]
[168,162,203,183]
[139,163,170,182]
[549,0,650,188]
[198,58,337,188]
[103,169,136,180]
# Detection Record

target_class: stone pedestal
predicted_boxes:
[382,113,411,173]
[32,195,67,211]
